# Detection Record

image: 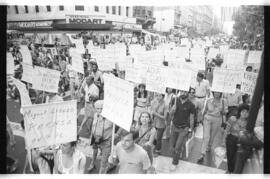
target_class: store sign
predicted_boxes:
[7,21,53,29]
[112,22,142,30]
[66,15,105,24]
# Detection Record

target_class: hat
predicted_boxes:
[94,100,104,108]
[197,72,204,78]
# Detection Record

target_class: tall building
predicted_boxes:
[133,6,156,30]
[220,6,239,34]
[7,5,140,33]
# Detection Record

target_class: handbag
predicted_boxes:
[135,127,152,144]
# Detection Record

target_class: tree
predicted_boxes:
[233,6,264,46]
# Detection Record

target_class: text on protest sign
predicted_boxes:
[211,68,243,94]
[207,48,219,59]
[32,66,60,93]
[224,49,246,65]
[247,50,262,64]
[21,63,34,84]
[145,65,166,94]
[70,48,84,74]
[241,72,258,95]
[102,74,134,131]
[20,45,33,65]
[124,63,143,84]
[22,100,77,149]
[11,77,32,106]
[7,53,15,75]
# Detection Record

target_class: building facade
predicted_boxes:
[133,6,156,30]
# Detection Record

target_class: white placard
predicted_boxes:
[70,49,84,74]
[207,48,219,59]
[20,45,32,65]
[67,34,85,51]
[32,66,60,93]
[102,74,134,131]
[224,49,246,65]
[211,68,243,94]
[241,72,258,95]
[145,65,166,94]
[165,67,192,91]
[124,63,142,84]
[21,63,34,84]
[247,50,262,64]
[7,53,15,75]
[11,77,32,106]
[22,100,77,149]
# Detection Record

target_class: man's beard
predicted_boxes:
[180,95,188,100]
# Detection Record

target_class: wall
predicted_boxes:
[153,7,174,32]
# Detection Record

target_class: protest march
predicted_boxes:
[6,5,264,175]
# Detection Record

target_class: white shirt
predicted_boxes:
[84,83,99,102]
[195,79,210,97]
[67,64,76,79]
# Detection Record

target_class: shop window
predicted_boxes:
[75,5,84,11]
[15,5,19,14]
[46,6,51,12]
[35,5,39,13]
[118,6,121,15]
[94,6,99,12]
[126,7,129,17]
[106,6,109,13]
[112,6,116,14]
[24,6,28,13]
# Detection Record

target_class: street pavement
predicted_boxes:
[6,97,227,174]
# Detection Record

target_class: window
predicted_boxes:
[24,6,28,13]
[46,6,51,12]
[15,5,19,14]
[59,6,64,11]
[137,9,140,15]
[148,11,152,17]
[118,6,121,15]
[75,6,84,11]
[94,6,99,12]
[112,6,116,14]
[142,9,145,15]
[106,6,109,13]
[35,5,39,13]
[126,7,129,17]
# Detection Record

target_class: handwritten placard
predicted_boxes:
[20,45,32,65]
[211,68,243,94]
[247,50,262,64]
[70,49,84,74]
[165,67,192,91]
[22,100,77,149]
[241,72,258,95]
[32,66,60,93]
[207,48,219,59]
[102,74,134,131]
[7,53,15,75]
[145,65,166,94]
[21,63,34,84]
[224,49,246,65]
[11,77,32,106]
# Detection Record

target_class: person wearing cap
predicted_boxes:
[87,100,113,174]
[195,72,210,124]
[79,75,99,132]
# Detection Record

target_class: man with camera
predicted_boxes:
[87,100,113,174]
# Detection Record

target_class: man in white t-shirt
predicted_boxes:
[195,73,210,123]
[109,131,151,174]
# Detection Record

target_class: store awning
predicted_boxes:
[53,23,113,30]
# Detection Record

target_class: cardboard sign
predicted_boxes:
[124,63,143,84]
[7,53,15,75]
[207,48,219,59]
[48,48,58,56]
[145,65,166,94]
[32,66,60,93]
[224,49,246,65]
[9,121,25,138]
[70,49,84,74]
[21,63,34,84]
[22,100,77,149]
[20,45,32,65]
[211,68,243,94]
[247,50,262,64]
[102,74,134,131]
[165,67,192,91]
[11,77,32,106]
[241,72,258,95]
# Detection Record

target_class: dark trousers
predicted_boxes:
[226,134,238,173]
[233,145,252,173]
[169,125,189,165]
[155,127,165,151]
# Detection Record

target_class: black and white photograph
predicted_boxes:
[4,1,265,175]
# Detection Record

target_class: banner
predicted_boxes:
[32,66,60,93]
[102,74,134,131]
[145,65,166,94]
[70,49,84,74]
[11,77,32,106]
[21,63,34,84]
[20,45,32,65]
[7,53,14,75]
[211,68,243,94]
[22,100,77,149]
[165,68,192,91]
[241,72,258,95]
[247,50,262,64]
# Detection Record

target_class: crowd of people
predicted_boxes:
[6,31,264,174]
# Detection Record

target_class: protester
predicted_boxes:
[197,91,228,164]
[163,88,176,139]
[188,88,200,129]
[224,84,242,119]
[108,131,151,174]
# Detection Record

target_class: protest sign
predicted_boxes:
[21,63,34,84]
[7,53,14,75]
[9,121,25,138]
[165,67,192,91]
[48,48,57,56]
[145,65,166,94]
[124,63,143,84]
[32,66,60,93]
[224,49,246,65]
[70,49,84,74]
[96,59,116,71]
[22,100,77,149]
[20,45,32,65]
[207,48,219,59]
[11,77,32,106]
[102,74,134,131]
[241,72,258,95]
[211,68,243,94]
[219,45,229,55]
[247,50,262,64]
[67,34,84,51]
[181,38,189,46]
[175,47,189,60]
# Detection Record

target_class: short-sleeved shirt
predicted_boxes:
[173,98,195,128]
[205,98,228,118]
[151,100,166,128]
[84,83,99,102]
[91,113,113,140]
[114,143,151,174]
[195,79,210,97]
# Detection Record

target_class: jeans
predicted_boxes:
[155,128,165,151]
[226,134,238,173]
[201,115,222,155]
[169,124,189,165]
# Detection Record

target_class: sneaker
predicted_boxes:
[170,164,177,171]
